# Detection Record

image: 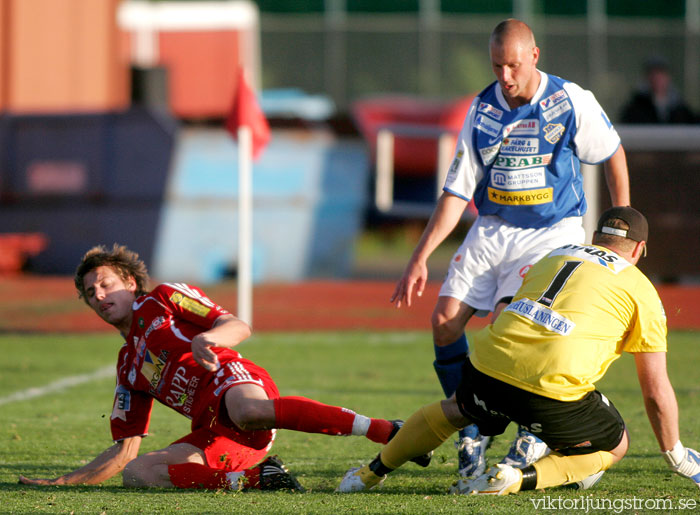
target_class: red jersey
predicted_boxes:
[109,283,276,443]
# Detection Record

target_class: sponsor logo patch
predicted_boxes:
[543,100,572,122]
[141,349,169,391]
[548,244,633,273]
[166,283,218,308]
[145,316,167,339]
[539,89,568,110]
[493,154,552,170]
[508,119,539,136]
[487,119,539,145]
[165,366,199,414]
[477,102,504,120]
[491,167,546,190]
[475,114,503,138]
[543,123,565,144]
[504,297,576,335]
[447,149,464,180]
[488,187,553,205]
[501,137,539,154]
[169,292,211,317]
[112,384,131,421]
[479,144,500,165]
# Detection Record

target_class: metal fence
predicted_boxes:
[258,0,700,121]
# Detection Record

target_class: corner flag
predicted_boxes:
[225,68,270,159]
[224,68,269,325]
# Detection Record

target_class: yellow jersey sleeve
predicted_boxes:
[470,244,667,401]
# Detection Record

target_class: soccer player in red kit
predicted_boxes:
[19,244,426,491]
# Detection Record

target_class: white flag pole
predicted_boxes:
[237,125,253,326]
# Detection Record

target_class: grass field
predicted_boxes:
[1,330,699,514]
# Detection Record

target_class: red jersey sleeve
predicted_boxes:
[110,383,154,441]
[150,283,230,329]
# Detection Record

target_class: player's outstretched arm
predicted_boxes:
[191,314,252,372]
[603,144,630,206]
[390,193,468,308]
[634,352,700,488]
[19,436,141,486]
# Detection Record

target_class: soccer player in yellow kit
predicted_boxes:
[338,206,700,493]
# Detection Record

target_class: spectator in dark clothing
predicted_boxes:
[620,56,697,124]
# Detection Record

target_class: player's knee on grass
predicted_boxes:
[123,458,168,488]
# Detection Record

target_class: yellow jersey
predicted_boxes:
[470,243,667,401]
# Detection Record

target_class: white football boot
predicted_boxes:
[566,470,605,490]
[336,465,385,493]
[450,463,522,495]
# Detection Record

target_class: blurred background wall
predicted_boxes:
[0,0,698,283]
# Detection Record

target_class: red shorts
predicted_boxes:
[173,357,280,471]
[173,427,275,471]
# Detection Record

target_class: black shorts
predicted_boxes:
[456,360,625,456]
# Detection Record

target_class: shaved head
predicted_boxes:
[489,19,540,107]
[490,19,536,50]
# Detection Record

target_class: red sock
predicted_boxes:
[366,418,395,444]
[168,463,262,491]
[273,396,394,443]
[273,396,354,435]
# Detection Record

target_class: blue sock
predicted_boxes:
[433,335,481,441]
[432,334,468,398]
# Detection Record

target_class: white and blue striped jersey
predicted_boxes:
[444,71,620,229]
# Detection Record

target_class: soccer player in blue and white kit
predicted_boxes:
[390,18,630,477]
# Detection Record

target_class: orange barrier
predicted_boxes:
[0,233,48,274]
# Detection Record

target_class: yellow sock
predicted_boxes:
[380,400,460,470]
[533,451,614,489]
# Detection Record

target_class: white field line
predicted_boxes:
[0,365,114,406]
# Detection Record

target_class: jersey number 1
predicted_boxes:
[537,261,582,307]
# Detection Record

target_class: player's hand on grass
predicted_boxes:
[191,333,220,372]
[390,260,428,308]
[18,475,64,486]
[662,441,700,488]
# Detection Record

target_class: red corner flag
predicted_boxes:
[225,68,270,159]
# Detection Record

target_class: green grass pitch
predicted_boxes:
[1,330,699,513]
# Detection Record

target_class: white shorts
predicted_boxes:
[439,215,585,315]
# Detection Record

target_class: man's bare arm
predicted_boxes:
[19,436,142,486]
[603,144,630,206]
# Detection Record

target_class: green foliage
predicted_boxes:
[442,45,492,97]
[1,331,699,513]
